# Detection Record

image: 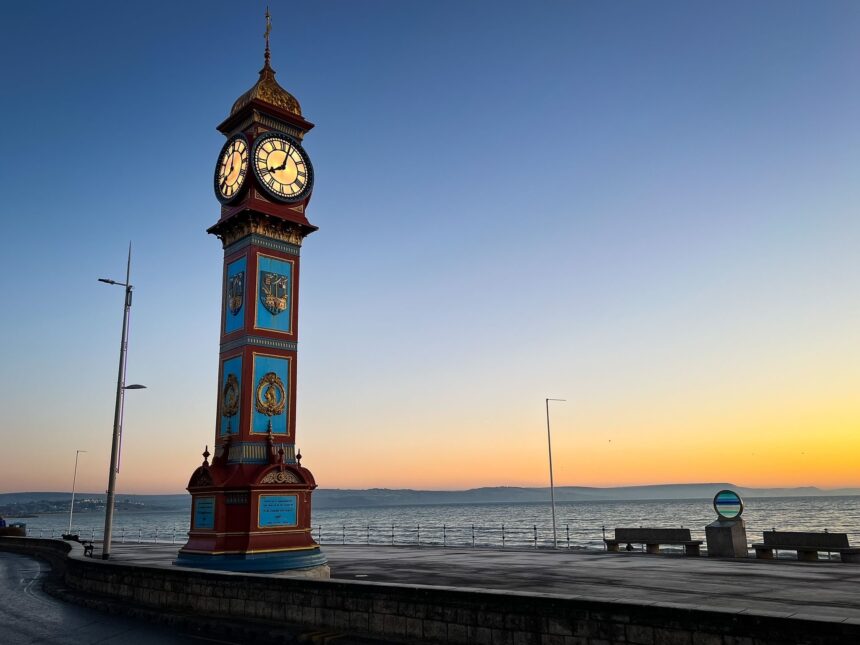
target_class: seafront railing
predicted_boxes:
[31,524,860,553]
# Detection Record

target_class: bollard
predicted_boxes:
[472,524,475,548]
[443,524,447,547]
[566,524,570,549]
[502,524,505,548]
[602,525,607,551]
[417,524,420,547]
[534,525,538,549]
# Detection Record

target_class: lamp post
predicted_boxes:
[67,450,87,536]
[99,244,146,560]
[545,397,566,549]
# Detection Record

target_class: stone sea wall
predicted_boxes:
[2,537,858,644]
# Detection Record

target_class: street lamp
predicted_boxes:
[99,244,146,560]
[545,397,566,549]
[66,450,87,536]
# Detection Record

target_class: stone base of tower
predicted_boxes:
[174,547,329,575]
[176,440,327,574]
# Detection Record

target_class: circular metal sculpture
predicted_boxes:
[713,489,744,520]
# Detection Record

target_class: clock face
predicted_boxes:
[214,134,250,203]
[252,132,314,203]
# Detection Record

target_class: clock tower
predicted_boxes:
[175,12,327,575]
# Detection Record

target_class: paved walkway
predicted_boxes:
[0,551,212,644]
[108,543,860,623]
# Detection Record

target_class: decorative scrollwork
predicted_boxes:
[255,372,286,417]
[260,470,299,484]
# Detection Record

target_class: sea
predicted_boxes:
[9,496,860,551]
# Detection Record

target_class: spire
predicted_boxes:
[229,6,303,118]
[264,7,272,68]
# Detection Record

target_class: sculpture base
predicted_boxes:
[174,546,329,574]
[706,519,748,558]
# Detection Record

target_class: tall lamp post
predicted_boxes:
[545,397,566,549]
[99,244,146,560]
[67,449,87,536]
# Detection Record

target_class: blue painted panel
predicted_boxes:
[255,255,293,333]
[224,257,247,334]
[193,496,215,530]
[220,355,242,436]
[258,494,297,527]
[252,354,289,435]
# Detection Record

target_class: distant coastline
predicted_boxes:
[2,483,858,515]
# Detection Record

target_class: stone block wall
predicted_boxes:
[2,537,858,644]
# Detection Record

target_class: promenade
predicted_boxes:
[111,543,860,623]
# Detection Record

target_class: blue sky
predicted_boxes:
[1,1,858,493]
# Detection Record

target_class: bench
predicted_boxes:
[753,531,860,563]
[605,528,703,556]
[62,533,95,557]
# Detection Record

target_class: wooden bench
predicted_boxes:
[753,531,860,563]
[605,528,703,556]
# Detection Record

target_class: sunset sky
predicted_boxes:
[0,1,858,494]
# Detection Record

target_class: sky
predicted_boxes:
[0,1,858,494]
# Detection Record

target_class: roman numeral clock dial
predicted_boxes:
[214,134,250,203]
[252,132,314,202]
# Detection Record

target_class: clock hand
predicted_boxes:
[268,157,288,172]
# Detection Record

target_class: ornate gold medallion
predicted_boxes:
[255,371,286,421]
[222,373,240,433]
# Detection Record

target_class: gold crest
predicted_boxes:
[255,371,286,418]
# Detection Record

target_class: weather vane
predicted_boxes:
[264,7,272,64]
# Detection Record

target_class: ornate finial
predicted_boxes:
[296,449,302,466]
[277,445,285,470]
[202,445,210,467]
[264,7,272,67]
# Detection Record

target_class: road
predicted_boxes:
[0,551,225,644]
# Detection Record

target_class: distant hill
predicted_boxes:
[2,484,858,512]
[312,484,860,508]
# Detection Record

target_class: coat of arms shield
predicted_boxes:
[260,271,289,316]
[227,272,244,315]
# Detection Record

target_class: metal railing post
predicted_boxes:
[566,524,570,549]
[443,524,447,547]
[391,523,394,546]
[472,524,475,548]
[534,525,538,549]
[502,524,505,548]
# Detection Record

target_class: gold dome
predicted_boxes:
[230,60,302,118]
